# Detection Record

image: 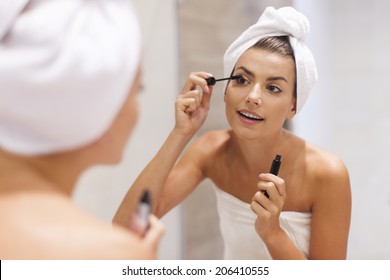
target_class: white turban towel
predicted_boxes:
[223,6,318,113]
[0,0,141,155]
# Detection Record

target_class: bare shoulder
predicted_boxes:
[292,139,351,259]
[305,141,349,184]
[189,129,232,155]
[0,193,152,259]
[302,140,351,208]
[185,129,232,169]
[286,131,349,181]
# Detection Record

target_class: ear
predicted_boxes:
[286,96,297,120]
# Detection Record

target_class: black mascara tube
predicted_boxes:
[270,154,282,176]
[137,189,151,234]
[263,154,282,198]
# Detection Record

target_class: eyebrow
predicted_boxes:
[267,76,288,83]
[236,66,289,83]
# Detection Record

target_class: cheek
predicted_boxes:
[224,90,241,124]
[126,96,139,133]
[224,88,239,108]
[282,91,296,116]
[116,95,139,144]
[224,91,234,112]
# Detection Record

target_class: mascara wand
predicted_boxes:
[206,75,241,86]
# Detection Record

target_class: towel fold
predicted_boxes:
[0,0,29,40]
[0,0,141,155]
[223,6,317,113]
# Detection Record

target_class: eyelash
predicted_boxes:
[267,85,282,94]
[232,76,249,86]
[232,76,282,94]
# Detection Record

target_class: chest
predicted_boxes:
[208,159,313,212]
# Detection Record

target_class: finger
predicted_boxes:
[250,196,268,216]
[143,215,165,246]
[252,190,272,210]
[181,72,212,94]
[256,180,275,198]
[259,173,286,197]
[181,90,201,108]
[179,97,197,112]
[128,212,144,236]
[178,89,202,110]
[200,86,212,110]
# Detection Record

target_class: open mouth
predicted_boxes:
[238,111,264,121]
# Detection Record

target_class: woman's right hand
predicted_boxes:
[141,215,164,257]
[174,72,214,137]
[129,213,165,259]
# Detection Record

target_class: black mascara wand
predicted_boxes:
[206,75,241,86]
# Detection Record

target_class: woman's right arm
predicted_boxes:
[113,72,214,227]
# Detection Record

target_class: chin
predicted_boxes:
[230,125,262,141]
[111,154,123,165]
[101,153,123,165]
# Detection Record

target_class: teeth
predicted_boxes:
[240,111,263,120]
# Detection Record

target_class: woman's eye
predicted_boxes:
[238,77,246,84]
[234,76,248,85]
[267,85,281,94]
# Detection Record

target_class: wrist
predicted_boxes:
[262,226,285,248]
[171,126,196,142]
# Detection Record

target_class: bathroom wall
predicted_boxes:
[293,0,390,259]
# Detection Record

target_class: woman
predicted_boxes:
[0,0,164,259]
[114,7,351,259]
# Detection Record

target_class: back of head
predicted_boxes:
[0,0,141,155]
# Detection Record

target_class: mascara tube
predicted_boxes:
[263,154,282,198]
[137,190,151,233]
[270,154,282,176]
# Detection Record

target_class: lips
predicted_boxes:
[237,110,264,122]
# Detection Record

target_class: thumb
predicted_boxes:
[128,212,144,236]
[143,215,165,246]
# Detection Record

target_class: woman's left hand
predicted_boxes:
[250,173,287,242]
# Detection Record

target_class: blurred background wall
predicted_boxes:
[293,0,390,259]
[74,0,390,259]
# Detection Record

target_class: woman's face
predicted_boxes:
[224,47,296,140]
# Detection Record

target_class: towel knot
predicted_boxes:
[266,6,310,42]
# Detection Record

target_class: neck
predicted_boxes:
[231,129,287,174]
[0,149,87,196]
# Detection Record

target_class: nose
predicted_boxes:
[245,84,261,106]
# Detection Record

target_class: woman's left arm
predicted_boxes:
[308,157,352,259]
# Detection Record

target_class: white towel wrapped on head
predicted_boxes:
[0,0,141,155]
[224,6,317,113]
